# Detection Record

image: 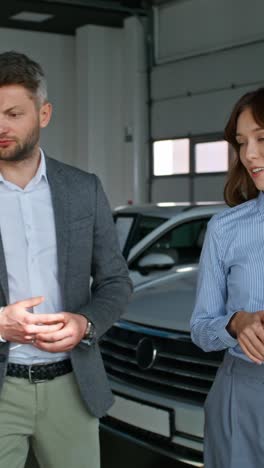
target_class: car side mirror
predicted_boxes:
[137,252,177,274]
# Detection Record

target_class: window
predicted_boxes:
[153,136,229,177]
[195,140,228,173]
[130,218,209,271]
[153,139,190,175]
[152,135,229,203]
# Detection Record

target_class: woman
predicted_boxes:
[191,87,264,467]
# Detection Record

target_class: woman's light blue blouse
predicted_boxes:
[191,191,264,362]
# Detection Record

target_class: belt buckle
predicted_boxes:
[28,364,47,384]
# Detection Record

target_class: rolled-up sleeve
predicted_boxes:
[190,218,238,352]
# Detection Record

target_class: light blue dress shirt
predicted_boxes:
[191,191,264,362]
[0,150,68,364]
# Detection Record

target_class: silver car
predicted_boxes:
[115,203,225,285]
[101,204,226,466]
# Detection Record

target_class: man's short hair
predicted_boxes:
[0,51,48,105]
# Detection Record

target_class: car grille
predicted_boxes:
[100,320,224,404]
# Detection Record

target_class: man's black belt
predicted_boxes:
[7,359,72,384]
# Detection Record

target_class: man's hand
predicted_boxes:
[0,297,65,344]
[227,310,264,364]
[34,312,88,353]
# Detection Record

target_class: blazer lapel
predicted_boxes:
[45,157,69,301]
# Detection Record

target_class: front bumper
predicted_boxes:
[101,378,204,467]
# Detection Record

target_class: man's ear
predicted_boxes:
[39,102,52,128]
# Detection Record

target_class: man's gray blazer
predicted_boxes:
[0,156,133,418]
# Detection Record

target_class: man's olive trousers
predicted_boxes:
[0,372,100,468]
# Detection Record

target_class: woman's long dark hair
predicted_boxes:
[224,88,264,206]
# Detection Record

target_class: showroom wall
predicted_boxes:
[76,18,148,207]
[3,0,260,207]
[0,20,148,208]
[0,27,75,166]
[151,0,264,202]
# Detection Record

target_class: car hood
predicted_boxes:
[123,265,198,333]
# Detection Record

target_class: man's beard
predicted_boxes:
[0,125,40,162]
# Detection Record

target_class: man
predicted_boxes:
[0,51,132,468]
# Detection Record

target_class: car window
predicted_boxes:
[130,217,210,270]
[129,216,165,250]
[114,216,134,252]
[114,214,165,259]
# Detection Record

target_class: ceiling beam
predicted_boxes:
[38,0,147,15]
[151,0,181,5]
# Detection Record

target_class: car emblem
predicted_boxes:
[136,337,157,370]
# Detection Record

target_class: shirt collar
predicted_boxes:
[0,148,47,190]
[27,148,48,187]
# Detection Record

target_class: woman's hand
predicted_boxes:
[227,310,264,364]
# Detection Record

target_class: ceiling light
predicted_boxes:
[9,12,54,23]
